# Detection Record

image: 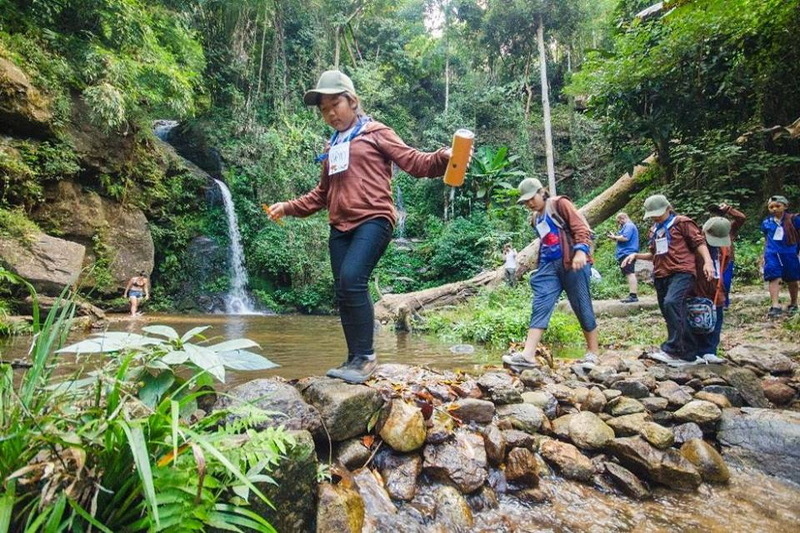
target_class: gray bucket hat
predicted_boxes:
[702,217,732,247]
[643,194,671,218]
[303,70,357,106]
[769,195,789,206]
[517,178,544,204]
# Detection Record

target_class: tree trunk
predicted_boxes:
[374,155,656,327]
[538,17,556,195]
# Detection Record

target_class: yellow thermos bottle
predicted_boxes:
[443,129,474,187]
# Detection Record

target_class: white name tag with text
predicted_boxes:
[328,141,350,175]
[655,236,668,255]
[536,218,550,238]
[773,225,784,241]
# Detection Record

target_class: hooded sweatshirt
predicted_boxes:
[284,120,449,232]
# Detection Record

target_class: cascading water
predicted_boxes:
[395,185,407,239]
[214,179,256,314]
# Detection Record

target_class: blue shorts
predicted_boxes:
[129,290,144,298]
[529,260,596,332]
[763,252,800,282]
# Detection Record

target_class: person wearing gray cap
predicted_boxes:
[689,217,733,364]
[266,70,453,384]
[502,177,599,369]
[621,194,713,367]
[760,195,800,317]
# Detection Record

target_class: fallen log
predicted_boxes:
[375,155,656,327]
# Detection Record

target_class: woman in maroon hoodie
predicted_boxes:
[268,70,451,383]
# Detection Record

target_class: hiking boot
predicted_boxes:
[325,356,354,378]
[620,294,639,303]
[502,352,538,369]
[788,305,799,315]
[327,356,376,384]
[698,353,727,364]
[767,306,783,318]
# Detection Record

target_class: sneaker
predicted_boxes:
[325,357,354,378]
[788,305,799,315]
[620,295,639,303]
[767,306,783,318]
[580,352,599,369]
[647,350,695,367]
[327,356,376,384]
[501,352,538,369]
[698,353,727,364]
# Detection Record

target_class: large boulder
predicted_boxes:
[0,57,53,137]
[717,407,800,484]
[0,233,84,295]
[31,181,154,293]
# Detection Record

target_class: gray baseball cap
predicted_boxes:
[703,217,732,247]
[769,195,789,206]
[517,178,544,204]
[643,194,671,218]
[303,70,357,106]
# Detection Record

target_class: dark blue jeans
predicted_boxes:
[329,218,393,358]
[654,272,697,360]
[695,306,724,356]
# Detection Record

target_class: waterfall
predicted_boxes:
[395,185,407,239]
[214,179,256,314]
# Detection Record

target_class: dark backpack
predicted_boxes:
[686,297,716,334]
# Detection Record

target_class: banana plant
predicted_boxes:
[467,145,527,208]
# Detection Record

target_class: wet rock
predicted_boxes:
[583,387,608,413]
[693,391,732,409]
[518,367,555,388]
[606,396,646,416]
[719,367,771,408]
[335,438,372,470]
[482,424,506,466]
[426,382,459,403]
[726,344,796,374]
[568,411,615,450]
[640,396,669,413]
[316,482,364,533]
[717,407,800,484]
[502,429,535,450]
[640,422,675,449]
[495,403,546,434]
[680,439,730,484]
[607,437,701,491]
[606,412,651,437]
[477,372,523,405]
[298,377,384,442]
[375,450,423,501]
[672,422,704,445]
[603,462,651,500]
[521,390,558,419]
[551,414,573,440]
[761,379,796,406]
[423,429,487,493]
[673,400,722,425]
[380,399,426,452]
[466,486,499,512]
[655,380,693,408]
[612,379,651,399]
[426,412,454,444]
[516,487,551,504]
[216,378,324,438]
[353,467,397,515]
[657,449,703,490]
[433,485,474,531]
[539,439,595,482]
[700,385,744,407]
[505,447,540,488]
[448,398,496,425]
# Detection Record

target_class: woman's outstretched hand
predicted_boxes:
[263,202,286,224]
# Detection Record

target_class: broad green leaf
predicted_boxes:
[161,349,190,365]
[218,350,279,371]
[181,326,211,343]
[207,339,260,353]
[57,333,161,353]
[142,325,180,340]
[186,344,225,382]
[139,371,176,408]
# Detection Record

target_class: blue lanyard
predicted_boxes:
[652,213,676,243]
[315,116,371,163]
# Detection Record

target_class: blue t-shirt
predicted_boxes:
[761,214,800,254]
[536,214,563,263]
[615,221,640,260]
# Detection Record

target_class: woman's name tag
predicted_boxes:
[655,236,668,255]
[328,141,350,175]
[773,225,784,241]
[536,218,550,238]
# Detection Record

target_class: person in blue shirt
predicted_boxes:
[503,177,598,369]
[608,212,640,303]
[761,195,800,318]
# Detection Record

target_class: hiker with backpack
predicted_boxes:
[707,202,746,308]
[687,217,733,363]
[502,177,599,369]
[761,195,800,318]
[608,212,640,303]
[621,194,714,367]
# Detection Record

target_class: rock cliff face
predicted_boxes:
[0,57,158,298]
